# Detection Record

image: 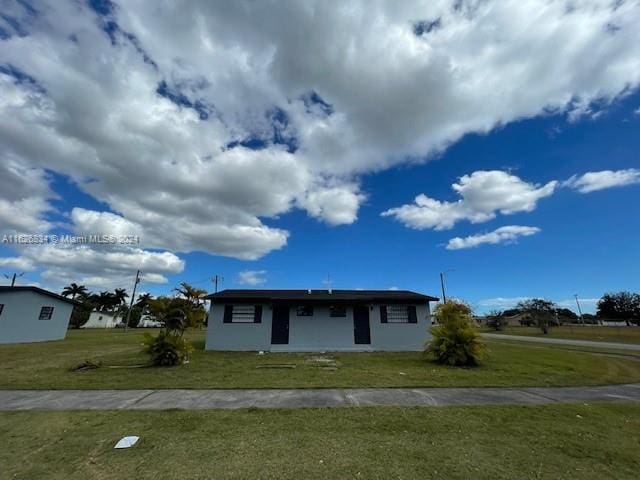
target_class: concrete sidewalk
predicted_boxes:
[1,383,639,411]
[482,333,640,351]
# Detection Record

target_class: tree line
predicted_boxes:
[61,282,208,329]
[487,291,640,332]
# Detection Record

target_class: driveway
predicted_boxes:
[1,383,639,410]
[482,333,640,351]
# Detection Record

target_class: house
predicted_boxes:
[82,311,122,329]
[0,286,79,344]
[205,289,438,352]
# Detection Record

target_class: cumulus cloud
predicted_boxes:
[446,225,541,250]
[237,269,267,286]
[0,159,55,234]
[0,0,639,266]
[383,171,556,230]
[564,169,640,193]
[0,256,36,271]
[2,244,184,290]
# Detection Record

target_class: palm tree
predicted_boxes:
[135,293,153,311]
[113,288,129,305]
[173,282,207,307]
[61,283,87,300]
[96,291,118,312]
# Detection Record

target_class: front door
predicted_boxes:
[353,306,371,345]
[271,304,290,344]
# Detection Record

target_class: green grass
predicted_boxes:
[0,330,639,389]
[483,325,640,344]
[1,403,639,479]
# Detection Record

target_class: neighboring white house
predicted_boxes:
[0,286,78,344]
[82,311,122,329]
[205,289,438,352]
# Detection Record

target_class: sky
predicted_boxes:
[0,0,639,314]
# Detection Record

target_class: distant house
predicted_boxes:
[82,311,122,329]
[0,286,79,344]
[205,289,438,352]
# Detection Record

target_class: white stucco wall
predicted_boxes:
[83,311,120,328]
[205,302,433,352]
[0,290,74,344]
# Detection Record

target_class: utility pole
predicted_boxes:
[212,275,223,294]
[123,270,140,332]
[574,294,584,325]
[4,272,24,287]
[439,272,447,304]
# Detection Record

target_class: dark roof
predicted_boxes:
[0,286,82,306]
[205,289,438,303]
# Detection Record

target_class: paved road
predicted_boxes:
[1,383,639,410]
[482,333,640,351]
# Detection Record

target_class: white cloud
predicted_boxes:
[0,256,36,271]
[298,183,365,226]
[564,169,640,193]
[446,225,541,250]
[0,0,639,263]
[383,171,556,230]
[237,269,267,286]
[4,244,184,291]
[477,297,532,309]
[0,160,55,235]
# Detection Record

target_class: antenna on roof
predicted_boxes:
[323,274,333,294]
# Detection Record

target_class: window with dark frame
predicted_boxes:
[329,305,346,317]
[230,305,256,323]
[39,306,54,320]
[386,305,409,322]
[296,305,313,316]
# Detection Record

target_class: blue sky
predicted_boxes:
[1,1,639,313]
[156,93,640,313]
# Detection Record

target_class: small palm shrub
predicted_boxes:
[143,330,194,366]
[142,308,193,366]
[426,300,487,366]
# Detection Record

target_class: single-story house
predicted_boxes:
[0,286,79,344]
[205,289,438,352]
[82,311,122,329]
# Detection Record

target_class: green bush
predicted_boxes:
[142,330,193,366]
[426,300,487,366]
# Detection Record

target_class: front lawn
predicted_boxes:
[1,403,639,479]
[482,325,640,344]
[0,330,638,389]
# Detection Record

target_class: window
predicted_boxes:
[223,305,262,323]
[0,304,4,316]
[380,305,417,324]
[329,305,346,317]
[386,305,409,323]
[296,305,313,316]
[39,306,54,320]
[231,305,256,323]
